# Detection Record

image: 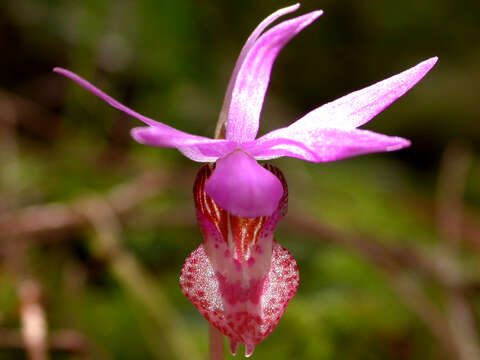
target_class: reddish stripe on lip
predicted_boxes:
[193,163,287,262]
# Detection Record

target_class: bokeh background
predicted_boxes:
[1,0,480,359]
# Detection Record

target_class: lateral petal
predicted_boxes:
[226,10,323,143]
[54,67,235,162]
[245,127,410,162]
[286,57,438,131]
[54,67,166,127]
[131,127,236,162]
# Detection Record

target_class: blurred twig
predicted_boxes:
[0,329,88,353]
[287,211,480,291]
[436,142,472,250]
[288,142,480,360]
[287,212,458,358]
[436,143,480,360]
[0,90,21,211]
[0,89,60,140]
[0,170,169,240]
[76,196,200,360]
[18,280,49,360]
[404,195,480,257]
[0,169,201,359]
[3,150,480,360]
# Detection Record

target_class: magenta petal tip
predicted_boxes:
[426,56,438,65]
[418,56,438,73]
[130,127,147,144]
[387,137,411,151]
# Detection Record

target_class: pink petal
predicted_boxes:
[54,67,163,127]
[226,10,323,143]
[244,57,437,161]
[204,150,283,217]
[285,57,438,132]
[217,3,301,136]
[53,67,234,162]
[245,128,411,162]
[131,127,236,162]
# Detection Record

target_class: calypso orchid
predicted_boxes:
[54,3,437,357]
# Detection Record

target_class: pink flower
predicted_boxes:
[54,3,437,356]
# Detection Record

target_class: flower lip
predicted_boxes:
[204,149,284,218]
[185,162,293,355]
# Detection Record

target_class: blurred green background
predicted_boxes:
[1,0,480,359]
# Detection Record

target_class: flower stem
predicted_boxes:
[209,324,224,360]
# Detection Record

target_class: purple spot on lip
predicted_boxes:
[248,257,256,266]
[216,271,266,305]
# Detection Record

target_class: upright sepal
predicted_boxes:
[217,3,301,138]
[225,10,323,143]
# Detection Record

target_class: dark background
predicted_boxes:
[1,0,480,359]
